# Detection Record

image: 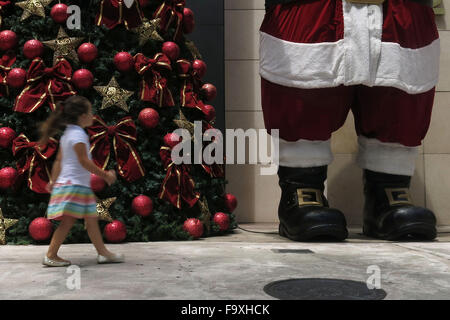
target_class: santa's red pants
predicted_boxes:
[260,0,440,175]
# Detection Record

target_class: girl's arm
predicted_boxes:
[47,147,63,191]
[73,142,115,184]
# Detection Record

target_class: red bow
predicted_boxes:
[0,50,16,97]
[12,134,58,194]
[158,146,200,209]
[13,57,76,113]
[177,59,208,114]
[153,0,185,41]
[201,121,224,178]
[0,1,10,28]
[87,115,145,182]
[95,0,144,30]
[134,53,175,107]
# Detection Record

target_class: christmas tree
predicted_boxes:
[0,0,237,244]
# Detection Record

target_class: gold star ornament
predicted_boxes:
[15,0,53,21]
[132,18,164,46]
[94,76,134,112]
[0,208,19,245]
[198,196,211,233]
[173,110,195,136]
[42,27,84,65]
[84,197,115,230]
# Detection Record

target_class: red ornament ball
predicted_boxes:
[163,132,181,149]
[201,83,217,101]
[203,105,216,122]
[0,127,16,149]
[50,3,69,24]
[162,41,180,61]
[224,193,237,213]
[138,108,159,129]
[213,212,230,232]
[183,218,203,239]
[104,220,127,243]
[192,59,207,78]
[132,195,153,217]
[0,30,17,51]
[0,167,18,189]
[114,52,134,72]
[23,39,44,59]
[72,69,94,90]
[90,173,106,193]
[29,217,53,241]
[183,8,195,34]
[77,43,98,63]
[7,68,26,88]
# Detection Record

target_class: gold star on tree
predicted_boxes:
[132,18,164,46]
[94,76,134,112]
[84,197,116,230]
[42,27,85,65]
[198,196,211,233]
[15,0,53,21]
[173,110,195,136]
[0,208,19,245]
[185,40,202,60]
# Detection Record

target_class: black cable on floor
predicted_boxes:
[237,226,279,234]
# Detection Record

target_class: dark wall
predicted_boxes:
[185,0,225,133]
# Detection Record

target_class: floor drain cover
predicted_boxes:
[263,278,387,300]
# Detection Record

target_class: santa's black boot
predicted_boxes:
[362,169,437,240]
[277,166,348,241]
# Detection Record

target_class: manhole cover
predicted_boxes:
[263,278,387,300]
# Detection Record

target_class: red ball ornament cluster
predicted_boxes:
[104,220,127,243]
[29,217,53,241]
[77,43,98,63]
[50,3,69,24]
[23,39,44,59]
[0,167,17,190]
[132,195,153,217]
[90,174,106,193]
[224,193,237,213]
[183,218,203,239]
[162,41,180,61]
[72,69,94,89]
[138,108,159,129]
[114,52,134,72]
[213,212,230,232]
[0,30,17,51]
[164,132,181,149]
[0,127,16,149]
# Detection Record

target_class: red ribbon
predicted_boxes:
[201,121,224,178]
[13,57,76,113]
[158,146,200,209]
[12,134,58,194]
[153,0,185,41]
[0,50,16,98]
[134,52,175,107]
[177,59,208,114]
[95,0,144,30]
[87,115,145,182]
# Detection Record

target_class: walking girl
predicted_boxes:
[38,95,124,267]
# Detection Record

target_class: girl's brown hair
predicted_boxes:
[38,95,91,146]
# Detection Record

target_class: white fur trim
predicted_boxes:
[259,1,440,94]
[356,136,419,176]
[275,137,333,168]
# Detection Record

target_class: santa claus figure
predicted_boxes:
[260,0,439,241]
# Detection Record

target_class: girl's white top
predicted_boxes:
[55,124,93,187]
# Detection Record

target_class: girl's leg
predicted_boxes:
[85,217,113,257]
[47,215,77,261]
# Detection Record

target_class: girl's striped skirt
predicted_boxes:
[46,183,98,221]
